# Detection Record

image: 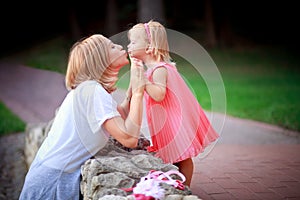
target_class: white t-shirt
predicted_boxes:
[35,80,120,172]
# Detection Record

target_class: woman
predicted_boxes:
[19,34,145,199]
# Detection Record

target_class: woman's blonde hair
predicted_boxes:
[128,20,173,63]
[65,34,118,93]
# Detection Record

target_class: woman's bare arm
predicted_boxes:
[117,82,132,119]
[103,58,145,148]
[104,93,144,148]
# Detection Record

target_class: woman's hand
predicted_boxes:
[104,57,146,148]
[117,57,145,119]
[130,58,146,95]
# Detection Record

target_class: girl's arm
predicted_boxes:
[145,67,167,102]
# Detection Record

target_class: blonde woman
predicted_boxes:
[19,34,145,200]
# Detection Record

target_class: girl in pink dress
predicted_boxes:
[127,20,219,187]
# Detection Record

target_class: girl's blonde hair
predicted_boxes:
[65,34,118,93]
[128,20,173,63]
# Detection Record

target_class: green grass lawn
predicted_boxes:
[1,36,299,135]
[0,102,26,135]
[211,47,300,131]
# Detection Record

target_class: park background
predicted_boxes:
[0,0,299,134]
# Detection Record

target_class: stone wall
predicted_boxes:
[24,120,202,200]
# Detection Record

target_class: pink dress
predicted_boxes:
[145,62,219,163]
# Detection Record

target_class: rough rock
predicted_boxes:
[24,118,202,200]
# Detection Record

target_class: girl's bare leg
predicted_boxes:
[175,158,194,187]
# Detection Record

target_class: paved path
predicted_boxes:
[0,61,300,199]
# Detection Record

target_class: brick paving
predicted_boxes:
[1,61,300,200]
[191,144,300,199]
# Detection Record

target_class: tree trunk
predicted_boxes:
[68,7,81,41]
[104,0,119,36]
[219,16,234,47]
[204,0,217,48]
[137,0,166,24]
